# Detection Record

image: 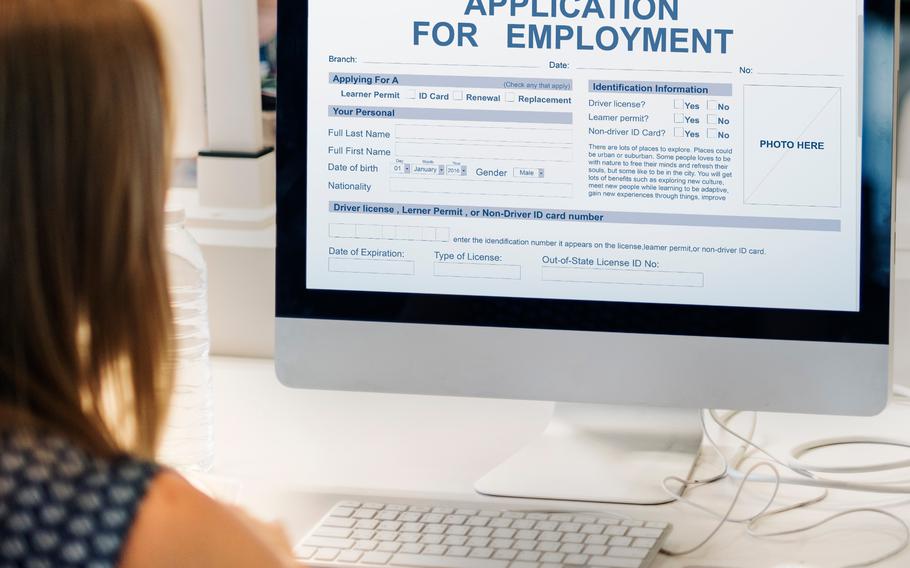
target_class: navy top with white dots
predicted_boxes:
[0,429,159,568]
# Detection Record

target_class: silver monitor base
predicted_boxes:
[474,403,703,505]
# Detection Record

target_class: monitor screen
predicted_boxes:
[278,0,895,344]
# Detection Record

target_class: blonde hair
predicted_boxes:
[0,0,173,459]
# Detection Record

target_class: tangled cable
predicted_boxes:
[659,402,910,567]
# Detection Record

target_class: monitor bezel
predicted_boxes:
[276,0,898,346]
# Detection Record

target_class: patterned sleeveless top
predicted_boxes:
[0,430,159,568]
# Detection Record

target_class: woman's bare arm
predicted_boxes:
[119,471,297,568]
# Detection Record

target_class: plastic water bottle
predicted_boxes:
[159,206,215,472]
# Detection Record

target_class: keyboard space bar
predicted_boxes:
[390,554,508,568]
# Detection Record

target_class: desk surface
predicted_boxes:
[211,357,910,568]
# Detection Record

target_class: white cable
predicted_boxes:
[657,405,910,566]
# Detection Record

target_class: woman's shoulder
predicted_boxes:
[0,429,293,567]
[120,470,296,568]
[0,429,158,566]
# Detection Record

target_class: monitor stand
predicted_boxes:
[474,403,703,505]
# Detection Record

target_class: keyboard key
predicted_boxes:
[442,536,467,546]
[502,512,526,519]
[585,535,609,545]
[549,514,573,522]
[356,519,380,530]
[536,541,560,552]
[535,521,558,531]
[423,544,447,555]
[573,515,597,524]
[446,526,470,536]
[424,524,446,535]
[590,557,643,568]
[609,546,649,559]
[353,509,377,520]
[400,543,424,554]
[558,522,582,533]
[516,550,541,561]
[540,552,565,563]
[409,506,431,513]
[432,507,455,515]
[445,546,471,557]
[331,507,355,518]
[386,504,408,512]
[526,513,548,521]
[515,529,540,540]
[376,531,398,541]
[397,533,421,544]
[352,529,375,540]
[604,526,628,536]
[512,519,537,529]
[420,534,444,545]
[468,527,493,537]
[633,537,657,548]
[361,551,392,564]
[562,533,586,544]
[510,562,540,568]
[337,549,363,563]
[470,547,495,559]
[565,553,590,565]
[466,536,491,548]
[491,528,516,539]
[399,512,422,522]
[338,501,361,508]
[621,520,645,528]
[539,531,561,542]
[455,509,479,516]
[421,513,445,524]
[391,553,508,568]
[363,503,385,510]
[488,518,513,528]
[293,545,316,559]
[490,538,513,549]
[514,540,537,551]
[323,517,356,528]
[304,536,354,549]
[584,544,608,555]
[610,536,633,547]
[314,526,352,539]
[401,522,424,533]
[442,515,467,525]
[376,511,400,521]
[560,543,584,554]
[646,521,668,529]
[493,549,518,560]
[466,516,490,527]
[355,540,378,551]
[628,527,662,539]
[597,518,621,526]
[378,521,402,531]
[377,541,401,553]
[478,510,501,518]
[581,523,604,535]
[314,548,340,561]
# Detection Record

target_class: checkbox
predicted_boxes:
[674,99,685,109]
[708,100,719,111]
[505,92,516,102]
[707,129,718,139]
[674,128,685,137]
[454,91,463,101]
[674,114,685,124]
[407,90,417,99]
[707,115,718,125]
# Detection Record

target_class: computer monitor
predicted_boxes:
[276,0,898,504]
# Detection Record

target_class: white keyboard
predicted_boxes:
[294,501,670,568]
